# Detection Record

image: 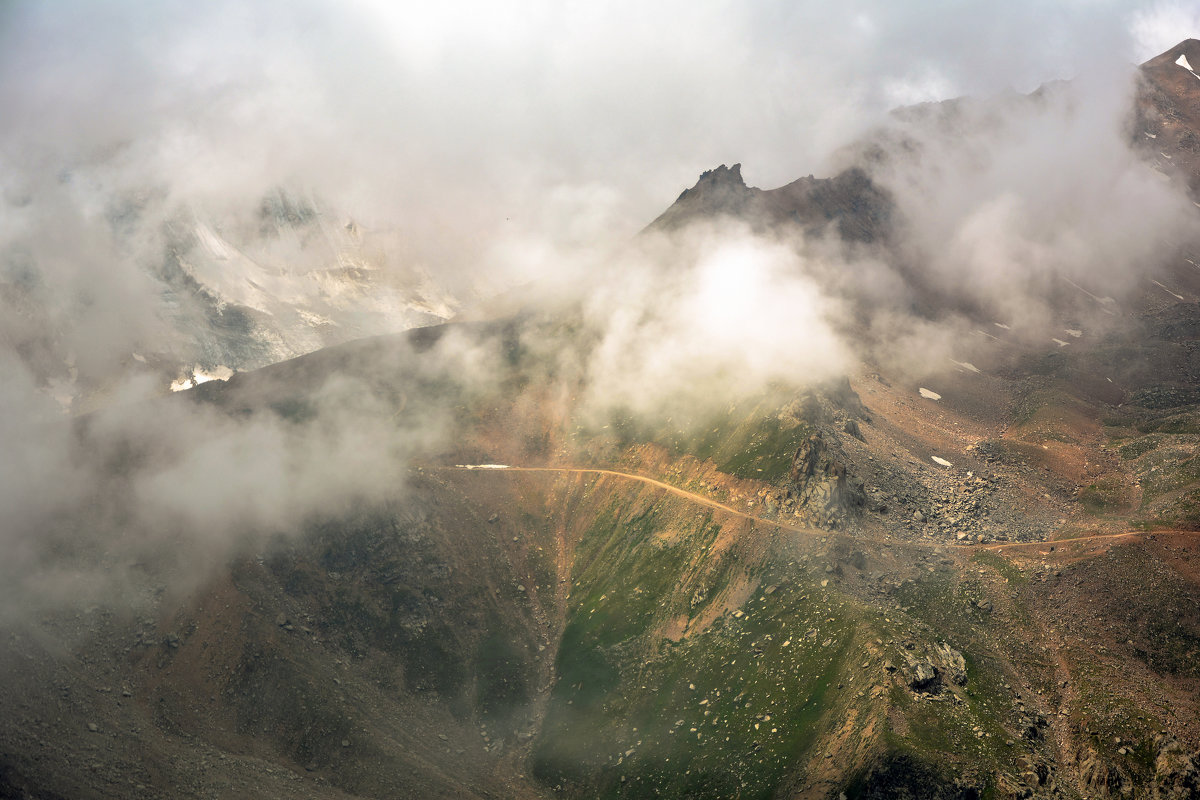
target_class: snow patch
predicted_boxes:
[951,360,981,374]
[193,365,234,385]
[1152,279,1185,301]
[131,352,147,364]
[170,365,234,392]
[1064,329,1082,338]
[1144,131,1157,139]
[1178,53,1195,71]
[455,464,511,470]
[1052,338,1070,347]
[918,388,941,400]
[931,456,953,468]
[195,223,235,261]
[993,322,1010,330]
[297,309,336,327]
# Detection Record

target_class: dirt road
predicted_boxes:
[445,464,1190,555]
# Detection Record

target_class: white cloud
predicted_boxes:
[1132,1,1200,61]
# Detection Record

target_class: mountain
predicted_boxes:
[4,40,1200,800]
[0,187,460,413]
[645,163,892,245]
[1135,38,1200,197]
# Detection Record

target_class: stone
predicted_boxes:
[934,643,968,687]
[909,661,939,693]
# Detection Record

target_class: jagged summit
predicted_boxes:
[646,163,756,231]
[691,162,745,191]
[646,161,891,243]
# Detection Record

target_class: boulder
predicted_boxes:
[909,661,940,693]
[934,643,968,687]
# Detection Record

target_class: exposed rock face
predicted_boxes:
[1153,735,1200,800]
[788,431,864,527]
[1077,745,1132,799]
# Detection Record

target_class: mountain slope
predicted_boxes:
[6,37,1200,800]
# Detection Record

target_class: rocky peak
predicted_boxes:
[692,163,745,191]
[1136,38,1200,197]
[644,159,891,243]
[1141,38,1200,71]
[644,163,758,231]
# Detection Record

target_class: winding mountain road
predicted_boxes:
[445,465,1165,555]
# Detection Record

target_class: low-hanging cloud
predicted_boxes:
[1,0,1198,620]
[0,329,508,620]
[579,224,850,421]
[856,71,1198,338]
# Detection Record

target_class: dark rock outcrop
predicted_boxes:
[645,163,893,244]
[1153,734,1200,800]
[845,752,981,800]
[788,431,864,527]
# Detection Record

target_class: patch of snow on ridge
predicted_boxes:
[193,365,234,385]
[918,388,941,400]
[931,456,953,467]
[1178,53,1195,71]
[1152,279,1185,301]
[455,464,511,470]
[170,365,234,392]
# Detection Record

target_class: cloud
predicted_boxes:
[579,224,851,420]
[0,326,512,620]
[845,69,1199,340]
[0,0,1197,619]
[1132,1,1200,61]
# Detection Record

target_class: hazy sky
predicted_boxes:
[1,0,1193,257]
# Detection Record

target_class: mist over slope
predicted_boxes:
[3,3,1200,799]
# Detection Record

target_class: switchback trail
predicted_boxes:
[441,465,1191,556]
